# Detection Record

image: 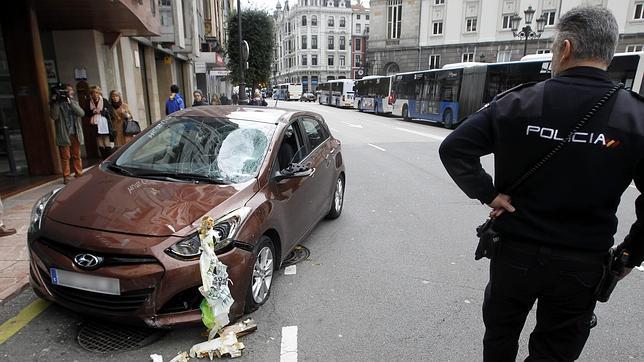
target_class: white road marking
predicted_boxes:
[280,326,298,362]
[284,265,297,275]
[367,143,386,152]
[394,127,446,141]
[343,122,363,128]
[629,183,638,189]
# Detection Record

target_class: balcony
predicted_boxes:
[35,0,161,36]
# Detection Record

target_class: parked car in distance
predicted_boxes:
[28,106,346,328]
[300,92,316,102]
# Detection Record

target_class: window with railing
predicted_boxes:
[302,16,307,26]
[328,36,334,50]
[340,36,345,50]
[328,16,334,27]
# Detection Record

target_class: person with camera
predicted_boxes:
[87,85,114,159]
[49,83,85,184]
[109,90,137,146]
[439,7,644,361]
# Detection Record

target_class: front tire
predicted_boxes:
[402,105,410,121]
[245,236,275,313]
[443,109,454,129]
[326,175,345,219]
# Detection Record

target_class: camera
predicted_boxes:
[51,82,69,103]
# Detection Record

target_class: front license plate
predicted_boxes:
[50,268,120,295]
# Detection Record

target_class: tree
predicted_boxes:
[226,9,274,93]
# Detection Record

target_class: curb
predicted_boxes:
[0,276,30,305]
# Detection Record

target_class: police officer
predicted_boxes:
[439,6,644,361]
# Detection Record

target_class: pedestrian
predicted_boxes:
[0,196,16,237]
[50,83,85,184]
[231,92,239,105]
[220,94,231,105]
[209,94,221,105]
[165,84,185,115]
[109,90,134,146]
[87,85,114,160]
[248,89,267,106]
[439,6,644,361]
[192,90,209,106]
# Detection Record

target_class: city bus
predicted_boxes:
[317,82,331,105]
[391,52,644,128]
[329,79,356,108]
[353,75,394,114]
[276,83,303,101]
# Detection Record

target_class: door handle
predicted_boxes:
[309,168,316,177]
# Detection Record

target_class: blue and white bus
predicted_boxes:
[330,79,355,108]
[391,52,644,128]
[353,76,394,114]
[317,82,331,105]
[276,83,303,101]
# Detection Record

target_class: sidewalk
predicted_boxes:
[0,179,66,303]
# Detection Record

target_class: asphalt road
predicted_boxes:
[1,101,644,361]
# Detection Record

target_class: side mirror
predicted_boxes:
[274,163,314,181]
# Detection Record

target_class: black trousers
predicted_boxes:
[482,240,606,362]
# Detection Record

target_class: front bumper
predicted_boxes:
[28,221,255,328]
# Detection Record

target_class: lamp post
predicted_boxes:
[237,0,248,104]
[511,6,547,56]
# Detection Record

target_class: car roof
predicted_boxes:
[169,105,320,124]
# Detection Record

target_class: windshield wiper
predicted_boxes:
[106,162,135,176]
[136,171,228,184]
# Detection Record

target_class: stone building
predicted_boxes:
[351,2,370,79]
[272,0,353,91]
[368,0,644,76]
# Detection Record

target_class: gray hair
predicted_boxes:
[553,6,619,64]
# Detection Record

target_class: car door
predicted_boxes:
[298,116,335,222]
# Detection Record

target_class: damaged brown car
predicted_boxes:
[28,106,345,327]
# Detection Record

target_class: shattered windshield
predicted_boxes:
[115,117,275,184]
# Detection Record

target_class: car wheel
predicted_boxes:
[245,235,275,313]
[443,109,454,129]
[402,105,410,121]
[326,175,345,219]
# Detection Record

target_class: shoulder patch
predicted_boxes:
[493,81,539,102]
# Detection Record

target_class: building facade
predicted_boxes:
[0,0,233,193]
[351,3,370,79]
[368,0,644,76]
[272,0,353,92]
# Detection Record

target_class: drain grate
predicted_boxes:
[77,320,165,353]
[282,245,310,267]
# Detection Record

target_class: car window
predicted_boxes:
[276,123,306,171]
[116,117,275,184]
[300,117,328,151]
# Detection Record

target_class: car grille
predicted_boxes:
[38,266,153,313]
[39,238,158,266]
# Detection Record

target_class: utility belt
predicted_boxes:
[475,229,626,303]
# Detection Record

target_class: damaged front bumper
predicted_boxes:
[28,224,255,328]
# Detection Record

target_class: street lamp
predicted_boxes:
[511,6,547,56]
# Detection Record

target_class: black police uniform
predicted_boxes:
[439,66,644,361]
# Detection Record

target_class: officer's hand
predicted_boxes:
[488,193,516,219]
[619,267,633,281]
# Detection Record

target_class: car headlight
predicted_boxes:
[166,207,251,259]
[29,187,63,234]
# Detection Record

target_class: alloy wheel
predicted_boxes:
[334,177,344,213]
[251,246,274,304]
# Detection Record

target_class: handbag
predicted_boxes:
[124,118,141,135]
[474,82,623,261]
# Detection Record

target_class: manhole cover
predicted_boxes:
[282,245,310,267]
[77,320,165,353]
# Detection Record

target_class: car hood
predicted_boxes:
[46,167,258,237]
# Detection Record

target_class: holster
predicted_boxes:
[595,248,625,303]
[475,218,501,261]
